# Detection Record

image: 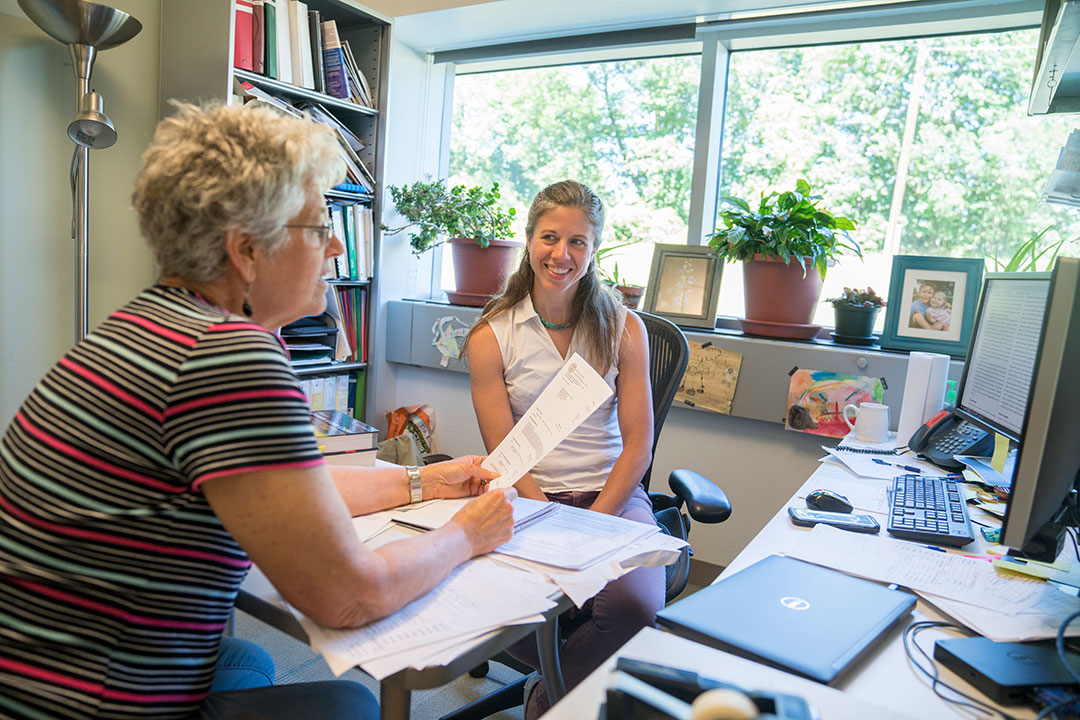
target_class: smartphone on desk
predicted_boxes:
[908,407,994,471]
[788,507,880,533]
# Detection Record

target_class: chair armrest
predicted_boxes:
[668,468,732,524]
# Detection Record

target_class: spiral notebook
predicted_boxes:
[833,431,900,455]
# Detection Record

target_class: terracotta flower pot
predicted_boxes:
[446,237,523,306]
[615,285,645,309]
[743,254,824,326]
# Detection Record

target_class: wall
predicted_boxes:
[386,362,825,567]
[0,0,159,424]
[372,34,453,431]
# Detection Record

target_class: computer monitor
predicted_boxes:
[999,256,1080,560]
[953,271,1052,443]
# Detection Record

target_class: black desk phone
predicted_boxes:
[908,407,994,471]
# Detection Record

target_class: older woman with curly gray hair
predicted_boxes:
[0,102,516,720]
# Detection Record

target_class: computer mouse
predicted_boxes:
[806,489,853,513]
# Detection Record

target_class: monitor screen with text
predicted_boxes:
[958,276,1051,440]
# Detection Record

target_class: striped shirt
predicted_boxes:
[0,285,322,718]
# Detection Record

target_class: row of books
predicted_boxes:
[237,81,374,192]
[233,0,373,108]
[329,202,374,281]
[311,408,378,465]
[328,285,369,364]
[302,375,355,415]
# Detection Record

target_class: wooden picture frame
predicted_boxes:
[879,255,984,357]
[643,243,723,330]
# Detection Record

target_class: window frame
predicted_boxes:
[428,1,1042,324]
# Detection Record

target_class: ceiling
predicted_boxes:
[390,0,847,53]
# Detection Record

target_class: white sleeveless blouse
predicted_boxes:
[486,296,626,493]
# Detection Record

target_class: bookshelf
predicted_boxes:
[159,0,390,421]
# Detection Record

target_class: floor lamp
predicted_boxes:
[18,0,141,343]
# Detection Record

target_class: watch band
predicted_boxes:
[406,466,423,505]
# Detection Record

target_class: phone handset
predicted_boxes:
[908,407,955,452]
[908,406,994,471]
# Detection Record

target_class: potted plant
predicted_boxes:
[707,179,860,338]
[595,241,645,309]
[826,286,885,343]
[382,179,519,306]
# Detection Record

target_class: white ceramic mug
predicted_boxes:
[843,402,890,443]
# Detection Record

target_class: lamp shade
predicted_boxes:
[17,0,141,50]
[67,90,116,148]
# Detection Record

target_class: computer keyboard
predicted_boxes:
[887,475,975,547]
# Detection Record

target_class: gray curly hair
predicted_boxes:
[132,101,345,283]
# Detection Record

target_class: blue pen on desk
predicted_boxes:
[871,457,923,474]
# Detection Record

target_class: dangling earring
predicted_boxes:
[242,298,253,317]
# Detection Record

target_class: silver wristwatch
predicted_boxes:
[406,466,423,505]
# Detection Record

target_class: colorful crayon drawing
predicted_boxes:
[785,369,885,438]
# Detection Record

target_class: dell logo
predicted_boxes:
[780,596,810,611]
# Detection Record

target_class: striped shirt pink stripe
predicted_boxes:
[112,311,198,347]
[15,411,184,494]
[165,388,308,418]
[7,576,229,631]
[0,493,249,569]
[193,457,325,486]
[59,357,165,423]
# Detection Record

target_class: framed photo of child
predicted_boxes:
[880,255,984,358]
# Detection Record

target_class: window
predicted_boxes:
[449,55,701,290]
[439,24,1079,329]
[718,30,1080,328]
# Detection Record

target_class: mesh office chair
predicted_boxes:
[440,311,732,720]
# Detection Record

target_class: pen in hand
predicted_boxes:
[871,457,923,474]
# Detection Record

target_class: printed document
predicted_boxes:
[483,352,613,489]
[787,525,1080,641]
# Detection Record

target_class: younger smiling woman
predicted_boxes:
[466,180,663,718]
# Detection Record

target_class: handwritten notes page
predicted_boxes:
[483,353,613,489]
[787,525,1080,641]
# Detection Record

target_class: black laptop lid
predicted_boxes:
[656,554,916,685]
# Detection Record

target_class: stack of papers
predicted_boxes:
[296,558,556,678]
[787,525,1080,642]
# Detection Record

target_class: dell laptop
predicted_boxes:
[656,554,916,685]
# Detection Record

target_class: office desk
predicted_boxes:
[237,546,573,720]
[546,461,1047,719]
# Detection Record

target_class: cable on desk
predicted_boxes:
[1033,692,1080,720]
[1056,610,1080,688]
[902,620,1018,720]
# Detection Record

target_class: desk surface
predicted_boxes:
[548,461,1048,719]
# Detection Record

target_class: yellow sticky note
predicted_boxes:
[991,433,1009,474]
[992,558,1052,580]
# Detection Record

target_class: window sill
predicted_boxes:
[385,299,963,426]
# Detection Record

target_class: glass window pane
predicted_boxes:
[449,56,701,291]
[719,30,1079,329]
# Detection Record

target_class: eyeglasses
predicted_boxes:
[285,223,334,247]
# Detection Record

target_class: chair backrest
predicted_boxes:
[634,311,689,492]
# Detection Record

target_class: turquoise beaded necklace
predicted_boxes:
[532,300,575,330]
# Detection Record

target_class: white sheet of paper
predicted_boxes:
[787,525,1068,614]
[796,476,890,514]
[482,352,613,489]
[820,446,946,479]
[494,503,658,570]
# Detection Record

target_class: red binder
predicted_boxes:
[233,0,254,70]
